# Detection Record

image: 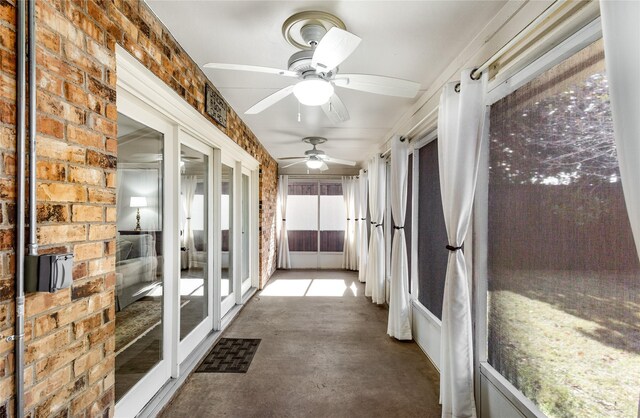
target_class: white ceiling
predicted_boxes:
[147,0,507,173]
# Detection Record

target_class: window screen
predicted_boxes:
[417,140,448,319]
[287,181,318,252]
[319,182,345,252]
[487,39,640,418]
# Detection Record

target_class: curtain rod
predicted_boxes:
[472,0,566,78]
[403,1,566,140]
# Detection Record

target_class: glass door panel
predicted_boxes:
[179,144,209,340]
[221,164,235,315]
[115,113,165,401]
[242,174,250,289]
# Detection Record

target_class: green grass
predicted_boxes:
[489,270,640,417]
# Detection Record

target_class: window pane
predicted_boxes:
[487,39,640,418]
[115,113,164,400]
[320,182,345,252]
[221,164,233,299]
[417,141,447,319]
[287,181,318,252]
[242,174,250,283]
[179,144,208,340]
[287,195,318,230]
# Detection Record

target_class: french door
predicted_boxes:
[115,98,175,415]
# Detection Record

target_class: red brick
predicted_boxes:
[67,125,104,150]
[37,115,64,139]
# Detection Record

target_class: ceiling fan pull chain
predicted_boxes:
[297,101,301,122]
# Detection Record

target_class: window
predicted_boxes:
[286,179,346,253]
[486,39,640,417]
[287,181,319,252]
[319,182,345,252]
[416,140,448,319]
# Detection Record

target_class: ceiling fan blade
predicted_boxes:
[203,63,298,78]
[278,157,307,160]
[321,93,350,124]
[319,162,329,172]
[245,85,295,114]
[312,28,361,73]
[282,160,308,169]
[334,74,421,98]
[322,156,357,166]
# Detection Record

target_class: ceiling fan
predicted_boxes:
[203,11,421,123]
[279,137,356,171]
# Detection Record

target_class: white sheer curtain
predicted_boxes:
[277,175,291,269]
[182,176,197,268]
[438,69,486,418]
[358,169,369,282]
[601,0,640,263]
[387,135,412,340]
[365,155,386,304]
[342,176,358,270]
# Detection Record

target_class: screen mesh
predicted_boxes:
[487,39,640,417]
[417,140,448,319]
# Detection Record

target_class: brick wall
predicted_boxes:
[0,0,278,416]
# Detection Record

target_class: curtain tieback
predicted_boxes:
[370,221,377,225]
[446,244,463,251]
[376,223,384,228]
[361,218,366,221]
[394,226,404,230]
[282,219,286,222]
[347,218,351,220]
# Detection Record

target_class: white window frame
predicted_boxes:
[408,130,443,371]
[286,177,346,269]
[473,18,604,418]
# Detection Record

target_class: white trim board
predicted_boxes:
[116,45,259,170]
[412,299,441,371]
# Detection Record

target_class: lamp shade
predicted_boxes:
[293,79,334,106]
[306,157,323,169]
[130,196,148,208]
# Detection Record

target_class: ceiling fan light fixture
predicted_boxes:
[306,157,324,169]
[293,79,334,106]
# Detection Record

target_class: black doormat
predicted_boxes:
[196,338,261,373]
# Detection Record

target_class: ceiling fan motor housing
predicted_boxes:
[300,23,327,46]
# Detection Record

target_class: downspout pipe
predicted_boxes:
[14,0,27,416]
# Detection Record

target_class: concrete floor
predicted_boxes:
[160,270,441,417]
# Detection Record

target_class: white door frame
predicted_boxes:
[115,45,261,417]
[177,130,216,364]
[115,89,176,416]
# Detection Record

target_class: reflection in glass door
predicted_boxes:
[221,164,234,315]
[241,174,251,292]
[179,144,209,340]
[115,113,167,404]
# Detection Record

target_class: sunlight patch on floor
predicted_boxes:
[261,279,312,296]
[261,278,358,297]
[306,279,347,297]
